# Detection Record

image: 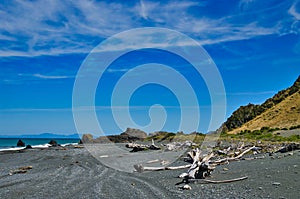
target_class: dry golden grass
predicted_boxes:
[228,91,300,134]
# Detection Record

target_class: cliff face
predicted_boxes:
[220,76,300,133]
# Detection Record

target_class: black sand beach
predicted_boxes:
[0,145,299,199]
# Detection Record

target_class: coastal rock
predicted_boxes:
[120,128,147,140]
[48,140,58,146]
[81,134,94,143]
[94,128,147,143]
[25,145,32,149]
[17,139,25,147]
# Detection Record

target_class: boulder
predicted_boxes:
[120,128,147,140]
[17,139,25,147]
[81,134,94,143]
[48,140,58,146]
[25,145,32,149]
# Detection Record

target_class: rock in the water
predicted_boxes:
[25,145,32,149]
[81,134,94,143]
[48,140,58,146]
[17,139,25,147]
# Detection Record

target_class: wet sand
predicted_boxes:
[0,145,299,199]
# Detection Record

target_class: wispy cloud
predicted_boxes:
[0,0,298,57]
[288,0,300,20]
[32,73,72,79]
[225,91,276,96]
[106,68,130,73]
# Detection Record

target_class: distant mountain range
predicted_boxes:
[220,75,300,134]
[0,133,81,139]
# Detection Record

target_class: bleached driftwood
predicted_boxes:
[146,159,170,165]
[165,140,196,151]
[134,164,191,173]
[212,146,256,165]
[126,139,161,152]
[187,176,248,184]
[9,165,33,175]
[187,149,215,179]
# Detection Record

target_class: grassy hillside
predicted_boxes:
[228,91,300,134]
[221,75,300,133]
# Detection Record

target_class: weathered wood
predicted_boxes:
[126,139,161,152]
[9,165,33,175]
[188,176,248,184]
[146,159,160,164]
[188,150,215,179]
[134,164,191,173]
[212,146,256,164]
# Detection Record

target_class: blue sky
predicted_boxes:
[0,0,300,136]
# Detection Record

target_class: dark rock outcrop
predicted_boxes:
[93,128,148,143]
[275,143,300,153]
[48,140,58,146]
[25,145,32,149]
[120,128,147,140]
[17,139,25,147]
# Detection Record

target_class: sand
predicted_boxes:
[0,145,299,199]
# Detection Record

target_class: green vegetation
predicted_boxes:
[144,124,300,144]
[290,124,300,130]
[146,131,205,143]
[222,126,300,142]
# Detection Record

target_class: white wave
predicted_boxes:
[0,147,25,152]
[31,144,51,148]
[61,143,78,147]
[0,142,79,152]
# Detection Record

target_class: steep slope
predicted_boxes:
[228,91,300,134]
[220,75,300,133]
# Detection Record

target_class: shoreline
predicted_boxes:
[0,138,80,152]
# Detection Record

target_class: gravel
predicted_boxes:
[0,146,299,199]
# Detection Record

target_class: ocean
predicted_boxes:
[0,138,80,151]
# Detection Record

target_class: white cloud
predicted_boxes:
[0,0,297,57]
[33,73,72,79]
[288,1,300,20]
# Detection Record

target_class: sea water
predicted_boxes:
[0,138,80,151]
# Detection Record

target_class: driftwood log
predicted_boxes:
[131,142,260,189]
[126,139,161,152]
[211,146,256,165]
[134,164,191,173]
[187,176,248,184]
[185,149,215,179]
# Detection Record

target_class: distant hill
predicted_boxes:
[220,75,300,134]
[0,133,80,139]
